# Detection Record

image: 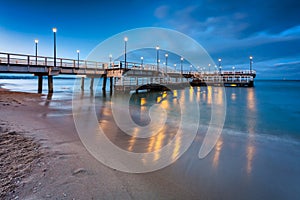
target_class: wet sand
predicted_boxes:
[0,87,299,199]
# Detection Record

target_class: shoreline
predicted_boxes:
[0,87,299,199]
[0,88,44,199]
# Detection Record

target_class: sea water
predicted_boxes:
[1,74,300,142]
[2,75,300,199]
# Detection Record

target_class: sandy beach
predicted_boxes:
[0,88,202,199]
[0,86,300,200]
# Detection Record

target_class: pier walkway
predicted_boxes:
[0,52,189,93]
[0,52,256,93]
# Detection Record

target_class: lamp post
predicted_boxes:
[141,56,144,69]
[124,37,128,70]
[52,28,57,68]
[165,53,168,74]
[34,39,38,65]
[109,53,112,68]
[232,66,235,81]
[77,50,80,68]
[249,56,253,73]
[218,58,222,74]
[174,64,177,71]
[156,45,160,71]
[180,57,184,74]
[208,63,211,73]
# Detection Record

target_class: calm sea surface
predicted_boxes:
[2,75,300,199]
[1,75,300,142]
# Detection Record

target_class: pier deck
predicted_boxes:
[0,52,256,93]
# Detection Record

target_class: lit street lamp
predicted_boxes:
[34,39,38,65]
[156,45,160,71]
[180,57,184,74]
[124,37,128,70]
[141,56,144,69]
[52,27,57,68]
[232,66,235,80]
[249,56,253,73]
[165,53,168,74]
[77,50,80,68]
[218,58,222,73]
[109,53,112,68]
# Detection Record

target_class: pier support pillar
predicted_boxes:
[48,75,53,93]
[38,75,43,93]
[81,77,85,90]
[90,78,94,90]
[110,77,113,91]
[102,76,107,90]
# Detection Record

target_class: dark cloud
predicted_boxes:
[155,0,300,39]
[152,0,300,79]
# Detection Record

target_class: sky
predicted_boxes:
[0,0,299,79]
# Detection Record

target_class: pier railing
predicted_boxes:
[0,52,107,69]
[183,70,256,76]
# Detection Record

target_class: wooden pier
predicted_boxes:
[0,52,256,93]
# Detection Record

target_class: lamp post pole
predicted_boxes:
[218,58,222,74]
[141,56,144,69]
[35,39,38,65]
[232,66,235,81]
[124,37,128,70]
[53,28,57,68]
[180,57,184,74]
[165,53,168,74]
[156,45,160,71]
[77,50,80,68]
[109,54,112,68]
[249,56,253,74]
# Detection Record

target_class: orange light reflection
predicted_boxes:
[212,138,223,169]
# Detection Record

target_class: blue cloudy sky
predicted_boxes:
[0,0,299,79]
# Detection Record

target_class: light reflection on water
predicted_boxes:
[91,82,300,173]
[2,77,300,142]
[2,76,300,174]
[3,77,300,197]
[212,136,223,169]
